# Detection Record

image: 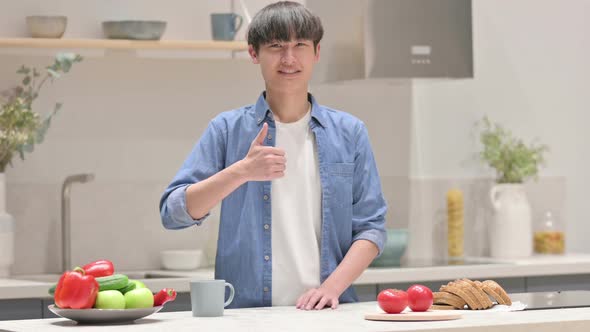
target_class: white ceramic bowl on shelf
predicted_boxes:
[160,250,206,271]
[26,16,67,38]
[102,20,167,40]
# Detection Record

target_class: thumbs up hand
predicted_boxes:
[241,123,286,181]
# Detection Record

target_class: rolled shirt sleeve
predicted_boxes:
[351,122,387,255]
[163,184,210,228]
[160,120,225,230]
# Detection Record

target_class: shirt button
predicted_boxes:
[263,287,269,292]
[264,224,270,230]
[267,134,272,140]
[263,195,269,200]
[264,255,270,261]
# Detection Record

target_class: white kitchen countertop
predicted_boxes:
[357,253,590,284]
[1,301,589,332]
[2,253,590,300]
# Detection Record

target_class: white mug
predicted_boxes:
[190,279,235,317]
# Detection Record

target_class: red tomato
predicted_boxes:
[407,284,433,312]
[377,289,408,314]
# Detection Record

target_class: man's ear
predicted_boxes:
[248,45,260,64]
[315,43,321,62]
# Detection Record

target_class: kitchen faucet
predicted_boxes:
[61,173,94,272]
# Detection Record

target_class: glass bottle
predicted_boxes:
[447,189,464,261]
[533,211,565,254]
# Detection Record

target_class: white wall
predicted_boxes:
[410,0,590,253]
[1,0,587,275]
[0,0,405,274]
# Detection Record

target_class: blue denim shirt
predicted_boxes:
[160,92,387,308]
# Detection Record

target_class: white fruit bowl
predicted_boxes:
[160,250,206,271]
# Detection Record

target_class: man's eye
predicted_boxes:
[297,43,307,47]
[270,44,281,48]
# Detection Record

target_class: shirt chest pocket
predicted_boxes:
[326,163,354,208]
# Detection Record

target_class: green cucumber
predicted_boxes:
[48,284,56,296]
[48,274,129,296]
[117,280,137,294]
[96,274,129,291]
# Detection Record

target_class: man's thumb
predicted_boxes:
[253,122,268,145]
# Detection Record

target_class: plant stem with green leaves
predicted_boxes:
[477,116,548,184]
[0,53,82,172]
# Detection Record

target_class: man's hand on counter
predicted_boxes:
[295,284,340,310]
[296,240,379,310]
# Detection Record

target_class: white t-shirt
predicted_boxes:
[271,107,322,306]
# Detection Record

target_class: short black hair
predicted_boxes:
[246,1,324,53]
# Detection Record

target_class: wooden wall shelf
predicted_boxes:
[0,38,248,51]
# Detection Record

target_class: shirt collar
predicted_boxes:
[254,91,327,128]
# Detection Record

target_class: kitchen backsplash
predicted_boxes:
[3,55,266,274]
[3,0,583,275]
[2,52,567,273]
[2,56,410,275]
[404,176,566,261]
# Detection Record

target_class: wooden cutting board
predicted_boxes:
[365,311,462,321]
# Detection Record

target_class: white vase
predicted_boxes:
[489,183,533,258]
[0,173,15,277]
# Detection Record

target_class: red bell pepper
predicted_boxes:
[54,267,99,309]
[153,288,177,306]
[82,259,114,278]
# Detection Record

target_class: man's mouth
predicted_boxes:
[278,69,301,75]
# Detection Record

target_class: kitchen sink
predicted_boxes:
[11,272,186,283]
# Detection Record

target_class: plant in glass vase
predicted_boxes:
[475,116,549,259]
[0,53,82,277]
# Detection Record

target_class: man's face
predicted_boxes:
[249,39,320,92]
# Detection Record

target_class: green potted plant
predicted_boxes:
[476,116,549,259]
[0,53,82,277]
[478,116,548,184]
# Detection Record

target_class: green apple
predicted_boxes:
[130,279,147,289]
[94,290,125,309]
[125,288,154,309]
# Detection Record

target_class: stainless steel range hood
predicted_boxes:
[308,0,473,82]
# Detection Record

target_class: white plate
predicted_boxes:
[48,304,163,324]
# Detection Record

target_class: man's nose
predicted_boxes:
[280,48,296,65]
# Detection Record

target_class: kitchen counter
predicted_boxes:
[1,302,589,332]
[147,253,590,285]
[357,253,590,284]
[0,269,213,300]
[2,253,590,300]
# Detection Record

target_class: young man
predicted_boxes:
[160,1,387,310]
